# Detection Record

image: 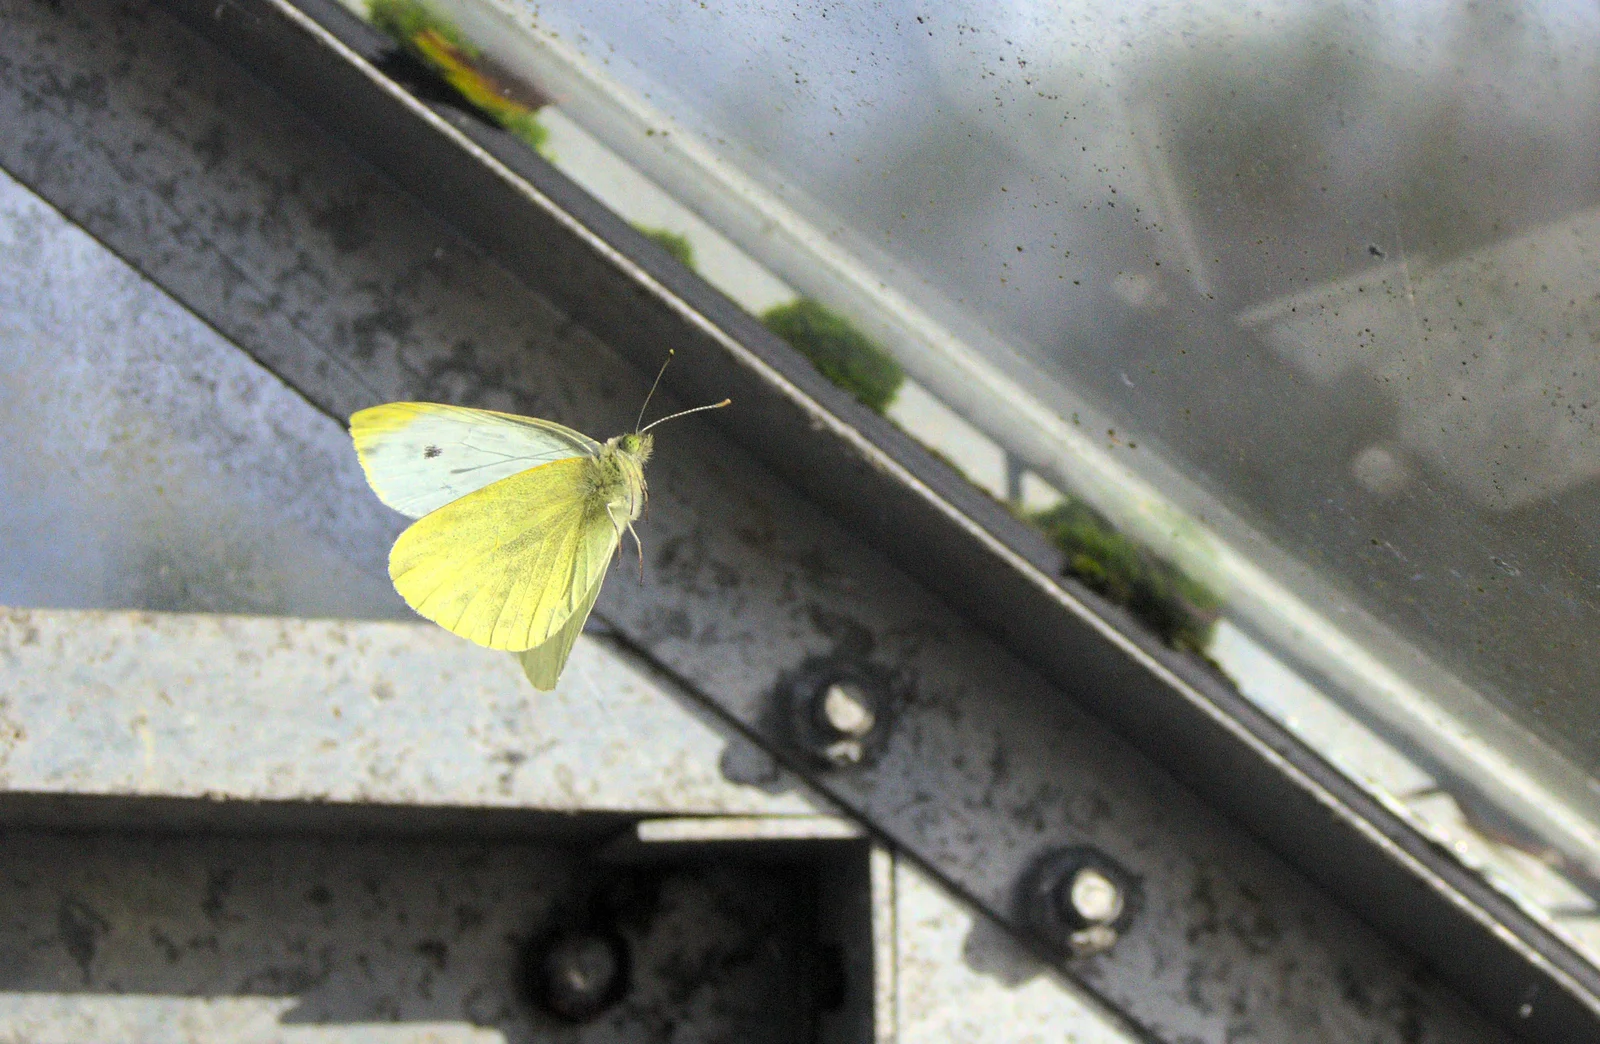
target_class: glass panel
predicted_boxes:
[0,168,408,619]
[347,0,1600,961]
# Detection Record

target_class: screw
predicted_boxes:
[532,930,628,1022]
[1021,847,1138,959]
[1064,867,1124,925]
[784,659,892,769]
[818,681,877,765]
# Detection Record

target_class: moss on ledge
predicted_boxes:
[1027,498,1220,654]
[760,299,903,414]
[637,226,697,270]
[368,0,550,152]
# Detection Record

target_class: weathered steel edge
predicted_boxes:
[0,790,632,841]
[147,0,1600,1036]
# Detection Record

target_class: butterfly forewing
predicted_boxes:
[351,402,602,520]
[388,456,620,651]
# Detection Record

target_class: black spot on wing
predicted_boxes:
[423,445,443,458]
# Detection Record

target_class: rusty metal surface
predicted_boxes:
[0,2,1524,1040]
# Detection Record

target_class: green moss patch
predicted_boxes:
[1028,499,1220,653]
[637,227,696,270]
[760,299,903,414]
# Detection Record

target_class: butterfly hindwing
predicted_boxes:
[388,455,621,651]
[517,561,609,690]
[351,402,602,519]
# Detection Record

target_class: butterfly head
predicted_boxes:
[612,431,654,464]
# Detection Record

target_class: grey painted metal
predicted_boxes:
[0,604,1142,1043]
[0,608,815,819]
[0,2,1531,1040]
[0,828,842,1042]
[0,145,1132,1044]
[0,162,406,620]
[0,607,884,1042]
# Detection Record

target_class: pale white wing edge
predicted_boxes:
[352,402,603,519]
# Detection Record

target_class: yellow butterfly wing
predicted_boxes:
[351,402,602,520]
[387,455,620,652]
[517,564,607,690]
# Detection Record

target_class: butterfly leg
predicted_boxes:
[607,513,627,565]
[627,519,645,581]
[604,504,645,581]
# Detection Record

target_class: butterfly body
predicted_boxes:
[589,431,653,530]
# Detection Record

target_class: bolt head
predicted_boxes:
[534,931,627,1022]
[784,658,893,769]
[1021,846,1138,960]
[1065,867,1124,925]
[821,682,876,737]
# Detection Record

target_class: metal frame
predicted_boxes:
[0,610,1145,1043]
[2,0,1591,1037]
[0,608,877,1042]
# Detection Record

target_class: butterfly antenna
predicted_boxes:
[634,350,675,432]
[639,398,732,434]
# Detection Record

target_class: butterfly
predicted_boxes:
[349,359,727,690]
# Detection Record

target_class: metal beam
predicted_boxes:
[0,608,815,821]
